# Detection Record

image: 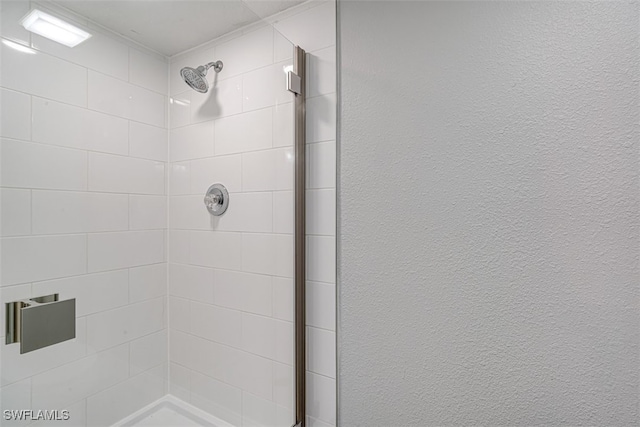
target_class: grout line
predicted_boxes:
[86,233,89,272]
[0,135,167,164]
[29,189,33,236]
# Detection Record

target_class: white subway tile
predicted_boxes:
[308,141,336,189]
[1,234,86,286]
[190,231,242,270]
[32,30,129,81]
[30,399,86,427]
[0,43,87,107]
[242,148,293,192]
[274,29,294,63]
[275,3,336,52]
[0,88,30,141]
[190,301,242,348]
[0,318,87,387]
[273,191,293,234]
[275,320,293,365]
[88,71,165,127]
[190,371,242,427]
[274,361,294,410]
[31,344,129,410]
[242,391,278,427]
[170,195,211,231]
[169,230,190,264]
[307,93,336,143]
[242,233,276,275]
[215,108,272,155]
[190,154,242,194]
[86,298,164,351]
[216,26,274,78]
[32,97,128,155]
[0,378,30,427]
[307,327,335,378]
[210,342,244,387]
[191,76,243,123]
[275,234,294,278]
[188,335,216,378]
[1,139,87,191]
[0,189,30,237]
[243,63,293,112]
[169,362,190,401]
[242,149,275,191]
[273,277,293,322]
[307,373,336,424]
[86,367,164,426]
[274,147,295,191]
[130,195,167,230]
[169,161,191,195]
[273,101,294,148]
[88,230,164,272]
[168,263,214,303]
[129,48,168,94]
[242,313,276,359]
[307,415,334,427]
[308,46,336,98]
[306,281,335,331]
[169,296,190,332]
[275,362,295,410]
[214,192,273,233]
[307,236,335,284]
[88,152,165,195]
[169,92,191,128]
[32,191,128,234]
[170,121,214,162]
[214,269,272,316]
[0,2,30,45]
[240,351,273,400]
[32,270,128,317]
[130,330,167,375]
[169,330,191,368]
[129,263,167,303]
[129,122,168,162]
[307,189,335,236]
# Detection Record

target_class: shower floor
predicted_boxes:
[113,395,234,427]
[134,407,202,426]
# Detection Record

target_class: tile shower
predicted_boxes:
[0,1,336,426]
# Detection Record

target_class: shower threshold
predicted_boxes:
[112,395,234,427]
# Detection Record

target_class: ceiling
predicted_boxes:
[50,0,305,56]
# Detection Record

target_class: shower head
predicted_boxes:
[180,60,223,93]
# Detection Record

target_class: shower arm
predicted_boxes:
[201,61,223,74]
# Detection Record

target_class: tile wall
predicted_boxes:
[0,1,168,425]
[0,1,335,426]
[166,2,336,426]
[275,5,337,427]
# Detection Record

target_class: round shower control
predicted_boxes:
[204,184,229,216]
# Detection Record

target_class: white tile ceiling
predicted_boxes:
[50,0,305,56]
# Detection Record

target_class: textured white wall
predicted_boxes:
[338,2,638,425]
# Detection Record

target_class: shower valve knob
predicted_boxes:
[204,184,229,216]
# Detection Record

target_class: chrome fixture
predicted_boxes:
[6,294,76,354]
[204,183,229,216]
[180,61,223,93]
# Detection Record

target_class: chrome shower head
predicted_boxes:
[180,60,223,93]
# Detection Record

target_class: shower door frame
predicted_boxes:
[290,45,307,427]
